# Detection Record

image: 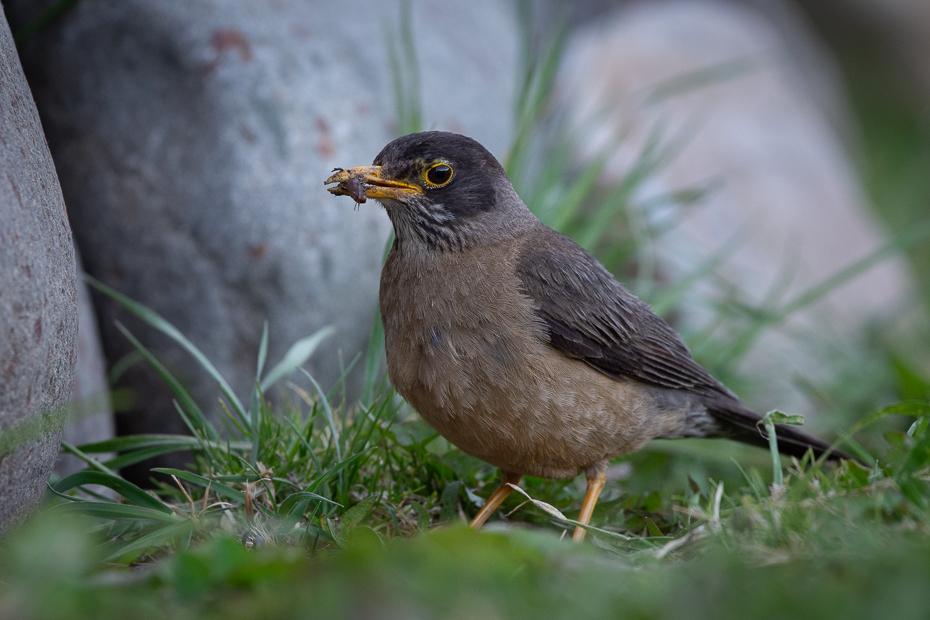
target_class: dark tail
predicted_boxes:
[707,402,862,464]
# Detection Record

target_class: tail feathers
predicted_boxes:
[707,403,860,464]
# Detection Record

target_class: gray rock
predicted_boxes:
[0,12,77,534]
[10,0,518,466]
[555,0,915,420]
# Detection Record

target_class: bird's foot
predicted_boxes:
[469,471,522,529]
[572,467,607,542]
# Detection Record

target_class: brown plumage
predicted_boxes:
[325,131,854,540]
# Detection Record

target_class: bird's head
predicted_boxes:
[325,131,532,252]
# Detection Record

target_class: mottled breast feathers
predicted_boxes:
[515,226,736,399]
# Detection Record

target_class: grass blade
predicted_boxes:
[101,447,195,472]
[260,327,334,392]
[62,476,164,514]
[59,441,118,476]
[777,220,930,319]
[306,449,377,494]
[709,220,930,366]
[362,232,394,406]
[278,491,341,513]
[279,497,311,533]
[300,368,343,463]
[385,0,422,136]
[758,411,805,489]
[152,468,245,503]
[100,520,195,563]
[362,309,386,408]
[47,501,179,524]
[848,402,930,436]
[78,434,249,454]
[113,321,219,440]
[52,470,172,514]
[256,321,269,380]
[278,492,342,532]
[84,274,247,422]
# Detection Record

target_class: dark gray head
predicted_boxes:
[327,131,534,252]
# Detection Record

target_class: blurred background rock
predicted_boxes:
[3,0,928,482]
[56,246,113,478]
[5,0,519,478]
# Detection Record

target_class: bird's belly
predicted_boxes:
[381,260,679,478]
[389,327,671,478]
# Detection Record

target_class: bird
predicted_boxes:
[324,131,854,542]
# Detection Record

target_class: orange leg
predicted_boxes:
[572,468,607,542]
[469,471,522,529]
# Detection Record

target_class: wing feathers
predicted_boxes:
[516,226,734,399]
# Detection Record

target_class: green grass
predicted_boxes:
[3,363,930,620]
[4,3,930,618]
[7,264,930,615]
[2,225,923,618]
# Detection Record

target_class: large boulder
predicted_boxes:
[9,0,518,466]
[0,13,77,534]
[554,0,915,420]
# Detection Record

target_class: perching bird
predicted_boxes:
[325,131,853,541]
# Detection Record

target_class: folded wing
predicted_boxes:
[515,226,735,399]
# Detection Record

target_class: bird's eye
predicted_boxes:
[425,163,453,187]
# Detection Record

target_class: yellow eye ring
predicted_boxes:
[425,163,454,187]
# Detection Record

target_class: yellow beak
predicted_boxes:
[324,166,423,202]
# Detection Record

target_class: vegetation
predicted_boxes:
[2,303,929,619]
[4,2,930,618]
[4,270,930,618]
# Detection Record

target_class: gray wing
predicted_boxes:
[515,226,735,399]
